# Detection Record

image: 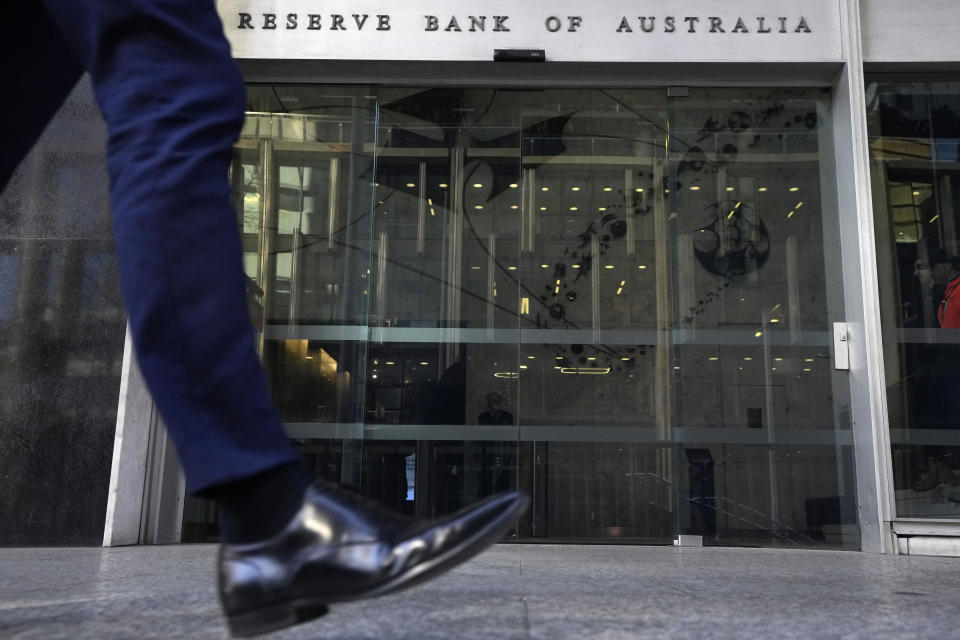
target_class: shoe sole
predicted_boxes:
[226,494,529,637]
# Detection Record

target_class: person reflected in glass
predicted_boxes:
[478,391,514,426]
[477,392,515,495]
[912,250,960,494]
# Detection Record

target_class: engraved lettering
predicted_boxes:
[262,13,277,29]
[377,15,390,30]
[795,17,811,33]
[238,13,253,29]
[778,17,788,33]
[756,17,771,33]
[353,14,369,29]
[639,17,655,33]
[425,15,439,31]
[732,17,749,33]
[469,16,486,32]
[331,14,345,30]
[286,13,297,29]
[493,16,510,31]
[545,16,562,32]
[684,17,699,33]
[664,16,676,33]
[709,17,724,33]
[445,16,461,32]
[308,14,322,30]
[568,16,583,32]
[617,17,633,33]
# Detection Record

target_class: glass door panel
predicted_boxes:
[667,88,858,547]
[518,89,674,542]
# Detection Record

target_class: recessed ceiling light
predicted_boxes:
[474,205,484,210]
[709,357,719,361]
[570,206,578,211]
[603,187,613,192]
[541,264,549,268]
[598,207,607,211]
[528,355,536,359]
[540,206,547,211]
[638,265,647,270]
[605,265,615,269]
[439,183,448,188]
[726,186,735,192]
[510,205,519,209]
[420,361,429,365]
[508,266,517,270]
[758,187,768,192]
[406,182,416,188]
[541,186,549,192]
[473,183,483,188]
[744,357,753,361]
[572,264,581,269]
[509,183,519,188]
[789,186,800,192]
[571,186,581,191]
[635,188,644,193]
[690,186,701,191]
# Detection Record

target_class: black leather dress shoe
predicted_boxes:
[218,484,529,637]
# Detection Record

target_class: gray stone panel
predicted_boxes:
[0,77,124,545]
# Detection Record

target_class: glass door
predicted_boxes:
[666,88,857,547]
[181,85,861,549]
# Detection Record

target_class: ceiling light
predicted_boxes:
[509,183,519,188]
[758,187,768,192]
[690,186,701,191]
[508,266,517,270]
[420,361,429,366]
[744,357,753,361]
[474,205,484,210]
[510,205,519,210]
[540,206,547,211]
[473,183,483,188]
[709,357,719,361]
[572,264,581,269]
[598,207,607,211]
[803,368,812,372]
[571,186,581,191]
[636,188,644,193]
[570,206,578,211]
[603,187,613,192]
[726,186,735,192]
[587,357,597,361]
[541,186,549,192]
[439,183,448,188]
[770,318,780,324]
[638,265,647,270]
[789,186,800,192]
[406,182,416,188]
[787,210,796,219]
[520,365,528,369]
[773,358,783,362]
[605,265,615,269]
[621,357,631,361]
[755,331,763,337]
[385,361,395,365]
[795,202,804,209]
[541,264,549,268]
[528,355,536,359]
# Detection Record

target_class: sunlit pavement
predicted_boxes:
[1,544,959,639]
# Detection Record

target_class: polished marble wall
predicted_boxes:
[0,78,124,545]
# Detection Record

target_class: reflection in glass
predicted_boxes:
[868,79,960,519]
[182,86,858,548]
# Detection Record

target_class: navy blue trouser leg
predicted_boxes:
[11,0,300,493]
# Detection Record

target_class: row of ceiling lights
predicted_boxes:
[392,182,803,193]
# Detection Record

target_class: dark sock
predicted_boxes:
[213,461,313,544]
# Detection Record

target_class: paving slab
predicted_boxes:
[0,544,958,639]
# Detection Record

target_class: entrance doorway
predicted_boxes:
[181,86,859,548]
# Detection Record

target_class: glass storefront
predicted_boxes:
[181,86,859,549]
[867,79,960,519]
